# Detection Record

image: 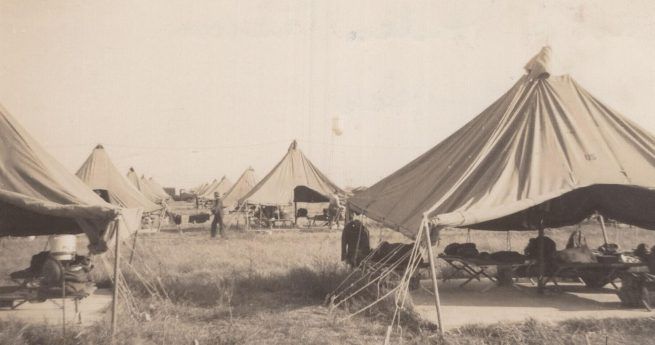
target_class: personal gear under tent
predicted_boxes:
[76,145,162,213]
[199,176,232,199]
[240,140,344,206]
[126,167,163,204]
[347,47,655,335]
[223,167,258,208]
[0,104,138,253]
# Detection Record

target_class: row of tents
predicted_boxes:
[75,144,171,214]
[9,45,655,255]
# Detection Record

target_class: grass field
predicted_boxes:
[1,206,655,344]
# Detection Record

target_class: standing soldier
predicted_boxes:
[210,192,225,238]
[328,193,342,229]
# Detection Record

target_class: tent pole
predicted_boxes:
[537,224,545,294]
[111,221,120,343]
[423,220,444,337]
[598,213,609,247]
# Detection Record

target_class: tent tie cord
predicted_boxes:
[329,240,417,304]
[330,248,415,309]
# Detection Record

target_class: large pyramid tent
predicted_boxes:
[223,167,258,207]
[350,46,655,238]
[76,145,161,213]
[199,176,233,199]
[241,140,344,205]
[127,167,163,204]
[0,104,133,251]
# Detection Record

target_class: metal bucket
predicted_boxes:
[48,235,76,260]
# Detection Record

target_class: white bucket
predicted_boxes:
[49,235,77,260]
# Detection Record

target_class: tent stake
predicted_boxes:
[111,222,120,343]
[424,221,444,337]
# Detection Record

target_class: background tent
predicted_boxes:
[194,180,212,196]
[141,176,170,201]
[0,104,134,252]
[126,168,162,204]
[127,167,142,190]
[241,140,344,205]
[349,47,655,238]
[223,167,258,207]
[199,176,232,199]
[76,145,161,213]
[148,177,171,199]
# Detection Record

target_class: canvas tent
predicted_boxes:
[349,46,655,238]
[199,176,232,199]
[126,168,163,204]
[241,140,344,205]
[148,177,171,198]
[347,47,655,335]
[76,145,161,213]
[223,167,258,207]
[0,104,137,252]
[194,180,212,195]
[141,175,170,201]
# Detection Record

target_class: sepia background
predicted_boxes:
[2,0,655,189]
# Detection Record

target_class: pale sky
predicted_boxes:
[2,1,655,189]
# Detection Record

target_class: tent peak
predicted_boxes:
[95,144,104,149]
[524,46,552,80]
[129,167,135,172]
[289,140,298,151]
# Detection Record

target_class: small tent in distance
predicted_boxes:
[76,145,161,213]
[199,176,233,199]
[240,140,344,224]
[141,175,170,201]
[127,167,163,204]
[223,167,258,208]
[148,177,172,198]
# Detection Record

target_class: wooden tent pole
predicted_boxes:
[111,221,120,343]
[598,213,609,247]
[423,219,444,337]
[537,223,545,294]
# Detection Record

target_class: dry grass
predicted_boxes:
[2,208,655,344]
